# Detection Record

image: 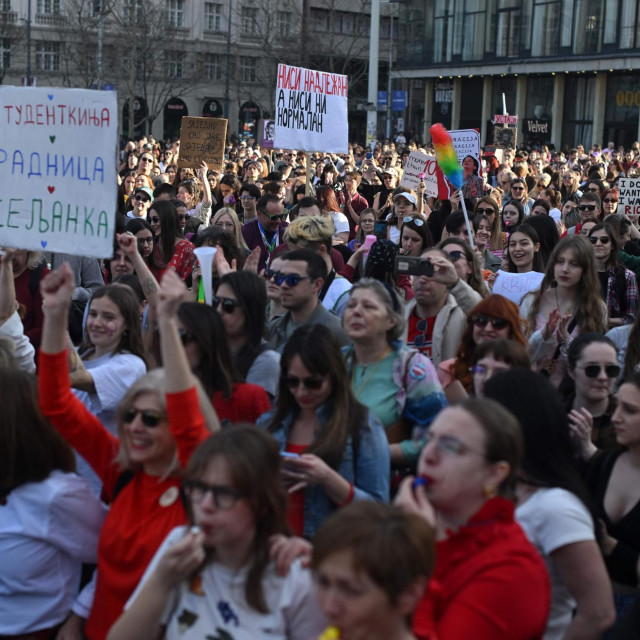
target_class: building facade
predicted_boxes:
[395,0,640,150]
[0,0,396,141]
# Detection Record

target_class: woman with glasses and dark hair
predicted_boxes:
[587,223,638,327]
[257,324,389,539]
[39,267,218,640]
[602,188,620,217]
[108,427,326,640]
[473,196,504,253]
[508,178,535,215]
[147,201,196,282]
[125,218,165,278]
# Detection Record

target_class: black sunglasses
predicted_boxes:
[447,250,464,262]
[258,208,287,221]
[134,195,150,203]
[263,267,276,281]
[284,375,325,390]
[148,216,160,223]
[212,295,241,314]
[178,214,188,221]
[589,235,610,245]
[122,408,163,427]
[577,364,620,378]
[273,272,312,287]
[579,204,596,211]
[476,207,494,215]
[472,313,510,330]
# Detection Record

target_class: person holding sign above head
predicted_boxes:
[242,194,289,272]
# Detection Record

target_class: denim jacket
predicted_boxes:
[256,404,390,539]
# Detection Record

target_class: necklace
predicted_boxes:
[351,347,391,395]
[554,286,574,317]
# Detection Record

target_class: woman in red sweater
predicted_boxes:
[39,265,219,640]
[396,399,550,640]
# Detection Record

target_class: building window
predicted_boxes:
[166,0,184,27]
[204,2,221,30]
[0,38,10,70]
[310,8,329,32]
[36,42,60,70]
[496,0,521,58]
[433,0,454,63]
[562,75,595,147]
[241,7,258,35]
[165,52,184,78]
[531,0,561,56]
[277,10,292,37]
[462,0,485,61]
[0,0,10,11]
[36,0,59,14]
[573,0,603,54]
[239,56,257,83]
[123,0,143,23]
[205,53,222,80]
[619,0,638,48]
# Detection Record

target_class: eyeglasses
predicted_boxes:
[423,431,482,456]
[137,237,154,245]
[184,480,243,510]
[122,407,164,427]
[140,157,153,163]
[134,195,150,203]
[284,375,325,390]
[476,207,494,215]
[148,216,160,224]
[447,250,464,262]
[537,183,546,189]
[212,295,241,314]
[589,235,610,245]
[576,364,620,378]
[178,214,188,222]
[263,267,276,281]
[579,204,597,211]
[469,364,510,377]
[273,272,312,287]
[472,313,510,330]
[511,186,525,191]
[586,187,600,192]
[603,198,618,204]
[403,216,424,226]
[258,209,287,221]
[240,195,255,201]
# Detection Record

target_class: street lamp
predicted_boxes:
[365,0,380,147]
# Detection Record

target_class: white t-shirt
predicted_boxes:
[515,487,595,640]
[330,211,350,236]
[128,526,326,640]
[73,351,147,495]
[322,275,352,318]
[0,471,106,635]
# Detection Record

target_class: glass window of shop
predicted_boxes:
[572,0,604,54]
[604,75,640,150]
[496,0,522,58]
[531,0,561,56]
[460,77,484,130]
[461,0,486,61]
[561,76,595,148]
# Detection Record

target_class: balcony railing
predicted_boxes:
[35,13,66,26]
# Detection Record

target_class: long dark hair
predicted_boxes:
[149,201,181,265]
[0,369,75,499]
[176,302,235,398]
[79,285,146,362]
[125,217,164,270]
[484,369,596,525]
[507,224,544,273]
[268,325,367,469]
[216,272,267,380]
[184,427,288,613]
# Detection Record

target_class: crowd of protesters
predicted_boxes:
[3,128,640,640]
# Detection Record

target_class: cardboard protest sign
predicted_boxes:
[0,86,117,258]
[491,270,544,306]
[400,151,438,197]
[434,128,482,199]
[618,177,640,217]
[274,63,348,153]
[178,116,227,169]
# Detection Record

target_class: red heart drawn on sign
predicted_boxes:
[47,186,55,194]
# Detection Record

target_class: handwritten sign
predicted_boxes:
[0,86,117,258]
[618,177,640,217]
[450,129,482,177]
[274,63,348,153]
[494,114,518,125]
[400,151,438,197]
[178,116,227,169]
[491,270,545,306]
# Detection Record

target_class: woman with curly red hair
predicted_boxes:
[437,294,528,401]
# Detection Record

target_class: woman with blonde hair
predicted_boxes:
[212,206,251,254]
[39,266,219,640]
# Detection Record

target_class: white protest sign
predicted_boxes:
[399,150,438,197]
[618,177,640,217]
[449,128,482,177]
[491,270,545,306]
[274,63,348,153]
[0,86,117,258]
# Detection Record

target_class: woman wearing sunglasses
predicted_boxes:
[438,295,527,400]
[395,399,550,640]
[572,371,640,636]
[39,266,218,640]
[507,178,535,216]
[214,271,281,400]
[258,324,390,539]
[399,215,433,257]
[520,235,607,387]
[108,426,326,640]
[587,224,638,328]
[601,188,619,217]
[147,201,196,282]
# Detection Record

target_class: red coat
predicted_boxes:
[413,497,550,640]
